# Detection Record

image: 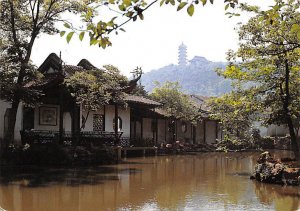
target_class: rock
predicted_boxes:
[251,151,300,186]
[250,175,255,180]
[257,151,275,164]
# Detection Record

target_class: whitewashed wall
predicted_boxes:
[176,120,192,143]
[0,100,23,144]
[266,125,289,137]
[195,121,204,144]
[142,118,153,139]
[63,112,72,132]
[254,121,291,137]
[135,121,142,139]
[205,120,217,144]
[105,105,131,138]
[217,123,223,141]
[81,108,104,132]
[157,119,167,144]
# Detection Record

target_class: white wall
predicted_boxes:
[255,121,290,137]
[176,120,192,143]
[195,121,204,144]
[63,112,72,132]
[81,108,104,132]
[266,124,289,137]
[157,119,167,144]
[105,105,130,138]
[0,100,23,144]
[142,118,153,139]
[205,120,217,144]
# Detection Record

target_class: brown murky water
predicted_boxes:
[0,151,299,211]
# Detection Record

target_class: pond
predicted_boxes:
[0,151,299,211]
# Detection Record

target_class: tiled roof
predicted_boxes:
[190,94,211,112]
[24,73,63,88]
[25,53,141,92]
[78,59,96,70]
[63,65,85,76]
[153,108,168,117]
[126,95,161,106]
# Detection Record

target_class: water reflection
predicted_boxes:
[0,151,299,211]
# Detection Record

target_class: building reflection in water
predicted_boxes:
[0,151,298,211]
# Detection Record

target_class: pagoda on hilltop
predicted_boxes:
[178,42,187,66]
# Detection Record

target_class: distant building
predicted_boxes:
[178,43,187,66]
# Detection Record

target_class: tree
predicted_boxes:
[150,81,199,122]
[208,90,258,142]
[150,81,199,143]
[0,0,91,147]
[217,0,300,160]
[65,65,128,129]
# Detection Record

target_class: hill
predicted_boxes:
[141,56,232,96]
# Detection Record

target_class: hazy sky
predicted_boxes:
[31,0,272,77]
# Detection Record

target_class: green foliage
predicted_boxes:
[150,81,199,123]
[65,65,128,114]
[214,0,300,157]
[208,90,258,141]
[131,84,148,96]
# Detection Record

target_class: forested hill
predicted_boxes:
[141,56,232,96]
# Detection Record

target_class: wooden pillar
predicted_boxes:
[103,105,106,131]
[203,120,206,143]
[192,125,196,144]
[215,121,218,141]
[141,118,143,140]
[155,118,158,146]
[58,52,64,144]
[134,120,137,140]
[59,89,64,144]
[175,119,178,143]
[164,119,167,143]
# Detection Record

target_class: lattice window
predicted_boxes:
[93,114,104,131]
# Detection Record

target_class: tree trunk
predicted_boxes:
[287,118,300,160]
[4,96,20,148]
[283,59,300,160]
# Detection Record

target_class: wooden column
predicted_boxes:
[164,119,167,143]
[155,118,158,146]
[103,105,106,131]
[203,120,206,143]
[215,121,218,141]
[141,118,143,140]
[175,119,177,143]
[59,89,64,144]
[134,120,137,140]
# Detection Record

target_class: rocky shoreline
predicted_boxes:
[250,152,300,186]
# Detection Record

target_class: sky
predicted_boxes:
[30,0,273,77]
